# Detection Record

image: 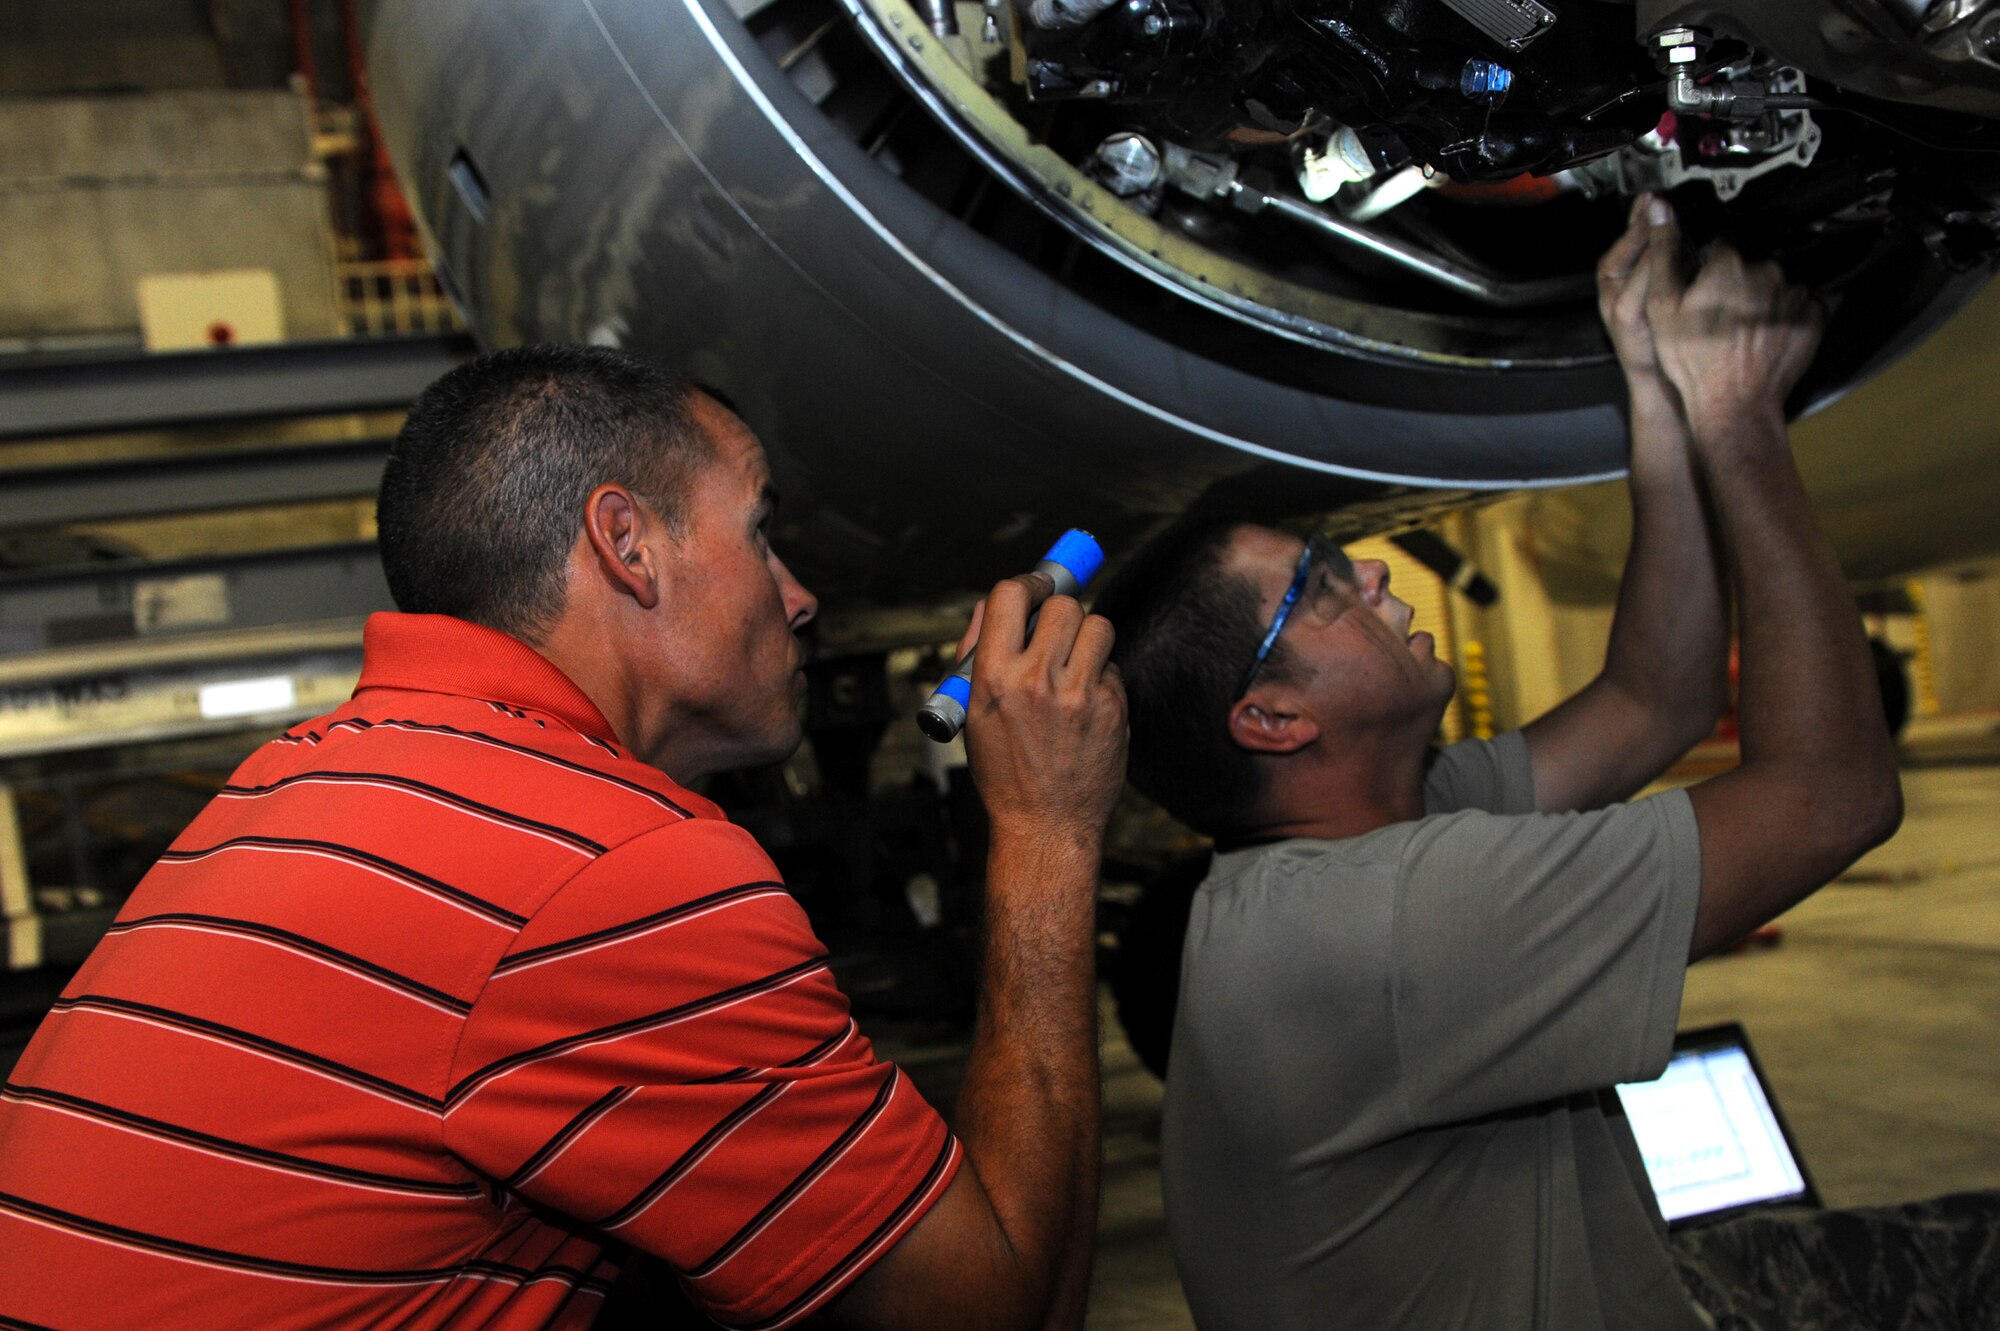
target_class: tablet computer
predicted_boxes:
[1614,1021,1822,1229]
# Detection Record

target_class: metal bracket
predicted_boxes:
[1436,0,1557,53]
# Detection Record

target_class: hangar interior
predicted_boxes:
[1,2,1998,1326]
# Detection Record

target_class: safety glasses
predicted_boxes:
[1235,536,1354,700]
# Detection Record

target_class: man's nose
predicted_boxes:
[776,554,818,630]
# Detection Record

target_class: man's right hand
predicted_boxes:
[1642,222,1903,960]
[961,572,1128,856]
[828,571,1124,1331]
[1641,212,1824,440]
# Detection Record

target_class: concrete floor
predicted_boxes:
[1064,751,2000,1328]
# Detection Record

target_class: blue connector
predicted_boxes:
[1461,59,1512,105]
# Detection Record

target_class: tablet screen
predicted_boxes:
[1615,1035,1812,1224]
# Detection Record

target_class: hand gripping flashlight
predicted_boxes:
[916,529,1106,743]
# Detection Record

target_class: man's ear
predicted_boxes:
[581,483,660,610]
[1227,693,1320,755]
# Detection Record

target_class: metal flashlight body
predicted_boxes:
[916,529,1106,742]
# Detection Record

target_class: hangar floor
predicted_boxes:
[879,732,2000,1329]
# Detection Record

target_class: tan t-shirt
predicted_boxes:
[1162,732,1706,1331]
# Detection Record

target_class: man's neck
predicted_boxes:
[536,614,654,762]
[1229,733,1430,846]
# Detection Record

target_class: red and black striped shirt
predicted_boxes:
[0,613,958,1330]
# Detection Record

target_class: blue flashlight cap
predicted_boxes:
[1043,529,1105,588]
[932,673,973,710]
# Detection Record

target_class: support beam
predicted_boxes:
[0,438,390,529]
[0,334,472,442]
[0,542,390,653]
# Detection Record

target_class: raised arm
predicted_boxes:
[832,573,1126,1330]
[1643,218,1903,960]
[1523,196,1730,812]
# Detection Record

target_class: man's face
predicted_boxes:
[651,396,818,777]
[1226,525,1456,735]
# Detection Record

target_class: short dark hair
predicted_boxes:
[376,344,712,641]
[1093,517,1294,836]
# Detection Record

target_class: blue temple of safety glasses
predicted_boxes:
[1236,540,1317,699]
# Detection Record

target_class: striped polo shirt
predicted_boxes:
[0,613,958,1330]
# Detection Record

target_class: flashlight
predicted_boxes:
[916,529,1106,743]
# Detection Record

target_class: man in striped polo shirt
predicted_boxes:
[0,346,1127,1330]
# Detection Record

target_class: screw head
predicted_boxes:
[1092,131,1163,194]
[1653,26,1701,65]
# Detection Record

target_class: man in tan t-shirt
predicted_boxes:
[1093,196,1905,1329]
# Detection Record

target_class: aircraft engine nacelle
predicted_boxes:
[367,0,1996,643]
